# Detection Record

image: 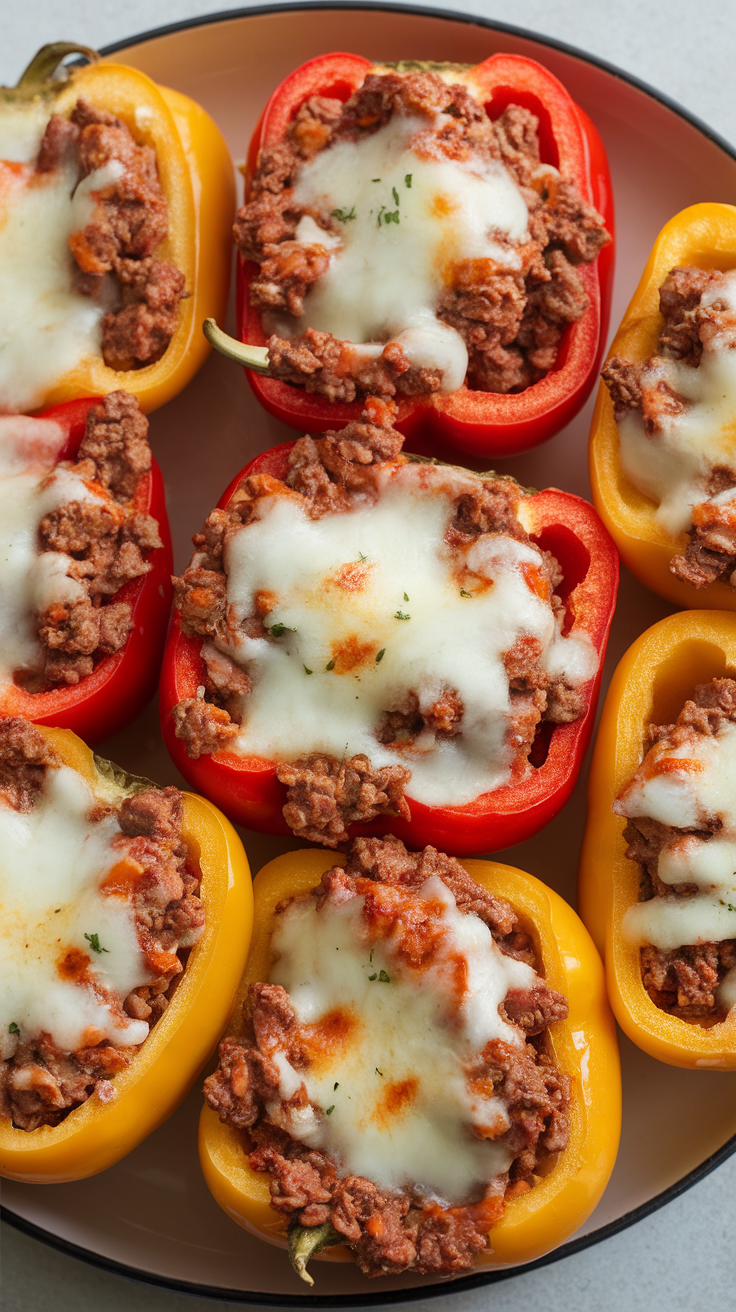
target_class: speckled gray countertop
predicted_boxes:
[2,3,736,1309]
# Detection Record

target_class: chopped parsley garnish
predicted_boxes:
[721,900,736,912]
[394,610,410,621]
[325,1105,335,1115]
[303,665,313,675]
[372,177,381,182]
[369,949,374,963]
[357,551,368,562]
[334,1082,339,1091]
[383,209,400,225]
[84,933,109,955]
[405,173,412,187]
[368,972,377,981]
[375,1067,383,1076]
[331,205,356,222]
[403,591,409,601]
[392,186,400,206]
[325,658,336,671]
[378,969,391,983]
[375,648,386,663]
[8,1022,20,1036]
[270,623,296,638]
[460,588,473,598]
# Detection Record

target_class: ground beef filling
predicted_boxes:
[619,678,736,1018]
[18,390,162,690]
[170,397,585,846]
[0,718,204,1132]
[602,266,736,589]
[36,97,184,370]
[204,836,571,1278]
[236,71,609,400]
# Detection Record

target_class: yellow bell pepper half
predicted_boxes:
[579,609,736,1068]
[199,849,621,1276]
[5,44,234,414]
[589,203,736,610]
[0,723,253,1183]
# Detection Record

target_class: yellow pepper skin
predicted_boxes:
[579,610,736,1069]
[14,49,234,414]
[199,849,621,1274]
[589,203,736,610]
[0,724,253,1183]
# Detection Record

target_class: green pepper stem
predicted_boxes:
[202,319,271,374]
[287,1221,341,1286]
[13,43,98,95]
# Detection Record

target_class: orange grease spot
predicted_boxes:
[255,589,279,617]
[329,562,372,593]
[330,634,376,673]
[80,1026,106,1048]
[100,857,145,896]
[372,1076,420,1126]
[57,947,91,982]
[301,1007,361,1067]
[521,562,550,600]
[651,757,704,776]
[431,193,457,218]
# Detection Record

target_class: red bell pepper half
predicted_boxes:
[0,397,173,743]
[160,443,619,854]
[237,51,614,461]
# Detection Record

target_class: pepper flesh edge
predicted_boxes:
[579,609,736,1068]
[0,724,253,1182]
[238,51,614,459]
[589,202,736,611]
[198,849,621,1270]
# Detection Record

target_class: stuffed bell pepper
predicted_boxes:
[580,609,736,1068]
[0,42,234,416]
[0,716,252,1182]
[206,50,613,459]
[160,399,618,855]
[0,392,172,743]
[200,839,620,1283]
[591,203,736,610]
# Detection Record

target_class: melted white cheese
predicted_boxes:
[0,764,152,1061]
[220,463,595,806]
[617,719,736,955]
[0,413,106,685]
[616,271,736,536]
[268,875,537,1202]
[0,114,122,413]
[281,113,530,391]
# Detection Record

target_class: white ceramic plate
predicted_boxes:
[3,4,736,1302]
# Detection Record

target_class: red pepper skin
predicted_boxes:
[0,398,173,744]
[160,444,618,855]
[237,52,614,460]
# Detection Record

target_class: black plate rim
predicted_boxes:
[4,2,736,1304]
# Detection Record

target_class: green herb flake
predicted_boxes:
[403,591,409,602]
[270,622,296,638]
[460,588,473,598]
[394,610,410,621]
[334,1082,339,1091]
[721,899,736,912]
[375,1067,383,1076]
[405,173,412,187]
[383,209,400,225]
[84,932,109,955]
[8,1022,20,1036]
[357,551,368,562]
[325,658,336,671]
[369,949,374,963]
[392,186,400,206]
[368,972,377,981]
[377,205,385,226]
[325,1105,335,1116]
[378,969,391,983]
[331,205,356,222]
[375,648,386,663]
[372,177,381,182]
[303,665,313,676]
